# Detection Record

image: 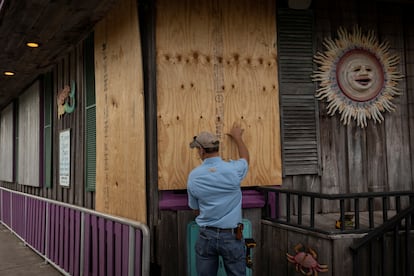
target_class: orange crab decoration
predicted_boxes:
[286,243,328,275]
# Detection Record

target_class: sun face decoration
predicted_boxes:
[313,26,403,128]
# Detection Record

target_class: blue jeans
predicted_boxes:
[195,228,246,276]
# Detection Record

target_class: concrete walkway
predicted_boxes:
[0,223,62,276]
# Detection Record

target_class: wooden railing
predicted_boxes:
[0,187,150,276]
[257,186,414,234]
[350,204,414,276]
[258,186,414,276]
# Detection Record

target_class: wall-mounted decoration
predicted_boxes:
[59,129,71,187]
[313,26,403,128]
[57,80,76,118]
[287,243,328,275]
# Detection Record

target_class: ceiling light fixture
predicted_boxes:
[26,42,40,48]
[4,71,15,76]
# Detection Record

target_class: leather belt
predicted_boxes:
[203,226,237,233]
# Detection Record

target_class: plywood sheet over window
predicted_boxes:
[94,0,147,223]
[18,81,40,187]
[156,0,282,190]
[0,103,14,182]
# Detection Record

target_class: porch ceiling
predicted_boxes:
[0,0,117,109]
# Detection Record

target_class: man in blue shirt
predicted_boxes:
[187,126,249,276]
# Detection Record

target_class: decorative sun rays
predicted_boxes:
[312,26,403,128]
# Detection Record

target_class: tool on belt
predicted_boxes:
[235,223,256,268]
[235,223,244,240]
[245,238,256,268]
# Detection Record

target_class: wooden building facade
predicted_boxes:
[0,0,414,275]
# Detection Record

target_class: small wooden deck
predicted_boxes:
[260,209,412,276]
[275,210,398,235]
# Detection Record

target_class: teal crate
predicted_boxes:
[187,219,253,276]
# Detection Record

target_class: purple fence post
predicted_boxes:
[122,224,129,275]
[53,204,60,264]
[68,209,74,275]
[39,199,44,253]
[98,217,105,276]
[59,205,64,267]
[92,215,99,275]
[74,210,81,276]
[46,203,52,260]
[10,193,25,239]
[25,197,46,254]
[83,213,91,276]
[27,198,33,251]
[2,191,11,226]
[135,229,143,276]
[26,197,32,245]
[63,207,69,271]
[106,220,114,275]
[0,189,2,221]
[115,222,122,275]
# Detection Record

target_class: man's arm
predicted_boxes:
[228,126,250,164]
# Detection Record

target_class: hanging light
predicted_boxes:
[26,42,40,48]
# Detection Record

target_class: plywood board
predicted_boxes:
[94,0,146,222]
[156,0,282,190]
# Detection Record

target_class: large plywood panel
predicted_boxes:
[94,0,146,222]
[156,0,282,190]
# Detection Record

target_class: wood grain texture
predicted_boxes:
[156,0,282,190]
[94,0,146,222]
[311,0,414,213]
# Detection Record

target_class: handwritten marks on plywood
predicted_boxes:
[94,0,146,222]
[156,0,282,190]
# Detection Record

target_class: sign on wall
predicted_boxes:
[59,129,71,187]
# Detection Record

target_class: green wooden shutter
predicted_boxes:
[84,33,96,192]
[278,8,320,176]
[43,72,53,188]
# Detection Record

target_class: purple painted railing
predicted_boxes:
[0,187,150,276]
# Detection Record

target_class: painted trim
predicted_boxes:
[159,189,265,210]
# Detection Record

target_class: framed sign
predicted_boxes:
[59,129,71,187]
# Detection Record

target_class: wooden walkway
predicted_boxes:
[0,224,62,276]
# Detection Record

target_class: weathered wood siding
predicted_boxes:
[282,0,414,214]
[156,0,282,190]
[0,38,95,209]
[94,0,147,222]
